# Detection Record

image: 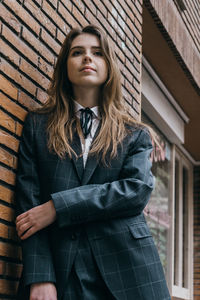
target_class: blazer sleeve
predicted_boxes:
[51,128,155,228]
[15,113,56,286]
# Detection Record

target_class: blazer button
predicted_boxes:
[71,233,77,240]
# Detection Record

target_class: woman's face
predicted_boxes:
[67,33,108,90]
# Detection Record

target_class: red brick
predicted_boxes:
[60,0,73,12]
[0,3,21,33]
[85,8,101,28]
[36,88,48,104]
[3,0,41,35]
[58,2,79,28]
[70,0,84,13]
[134,38,142,53]
[125,59,140,82]
[115,48,126,64]
[108,12,119,32]
[134,16,142,34]
[0,204,15,223]
[93,0,107,17]
[72,5,88,27]
[18,91,40,110]
[0,110,23,137]
[0,58,37,96]
[2,24,39,65]
[83,0,96,15]
[115,1,126,20]
[38,57,54,79]
[0,38,20,67]
[0,75,18,100]
[0,223,17,241]
[42,0,68,33]
[24,0,57,36]
[135,0,142,14]
[0,165,16,185]
[125,37,141,61]
[102,0,115,15]
[20,58,50,90]
[57,29,66,44]
[0,147,17,169]
[126,1,142,24]
[46,0,58,9]
[0,278,19,296]
[95,10,117,41]
[40,28,61,55]
[0,242,21,260]
[0,185,14,204]
[22,27,55,65]
[34,0,42,5]
[0,261,22,278]
[0,92,27,121]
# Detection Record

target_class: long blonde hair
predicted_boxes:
[36,25,141,162]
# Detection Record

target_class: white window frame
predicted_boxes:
[170,146,193,300]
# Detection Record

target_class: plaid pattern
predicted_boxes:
[16,112,171,299]
[63,230,114,300]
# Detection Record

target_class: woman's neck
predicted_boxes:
[72,86,100,108]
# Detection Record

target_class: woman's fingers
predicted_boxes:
[16,221,32,237]
[16,210,29,222]
[15,201,56,240]
[20,226,37,240]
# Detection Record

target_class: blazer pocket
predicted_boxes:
[128,223,152,239]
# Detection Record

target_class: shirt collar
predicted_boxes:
[74,100,100,119]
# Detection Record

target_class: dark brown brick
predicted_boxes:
[22,27,55,65]
[0,3,21,33]
[0,92,27,121]
[3,0,41,35]
[2,24,39,64]
[0,185,14,204]
[0,75,18,100]
[24,0,57,36]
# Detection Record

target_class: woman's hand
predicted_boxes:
[16,200,56,240]
[30,282,57,300]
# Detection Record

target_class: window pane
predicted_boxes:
[142,113,171,276]
[145,136,171,275]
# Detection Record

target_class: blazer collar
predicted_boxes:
[81,121,101,185]
[71,129,84,182]
[71,121,101,184]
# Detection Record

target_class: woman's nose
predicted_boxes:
[83,52,92,62]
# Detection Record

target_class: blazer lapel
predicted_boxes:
[81,122,101,185]
[71,130,84,182]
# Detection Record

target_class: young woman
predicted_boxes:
[15,25,171,300]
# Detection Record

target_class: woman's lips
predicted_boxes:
[80,66,96,72]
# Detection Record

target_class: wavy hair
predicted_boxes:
[36,25,141,162]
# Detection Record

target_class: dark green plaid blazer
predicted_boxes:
[16,112,171,300]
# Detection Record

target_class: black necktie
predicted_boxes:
[80,107,93,138]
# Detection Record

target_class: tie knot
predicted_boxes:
[80,107,93,138]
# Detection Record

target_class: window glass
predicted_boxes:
[142,113,172,275]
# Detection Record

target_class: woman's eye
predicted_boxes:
[94,51,103,56]
[72,50,82,56]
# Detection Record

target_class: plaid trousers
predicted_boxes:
[63,230,115,300]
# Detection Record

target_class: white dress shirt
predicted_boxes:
[74,101,100,167]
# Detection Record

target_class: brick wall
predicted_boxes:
[144,0,200,94]
[173,0,200,53]
[0,0,143,297]
[194,166,200,300]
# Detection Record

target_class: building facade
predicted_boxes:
[142,1,200,299]
[0,0,199,299]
